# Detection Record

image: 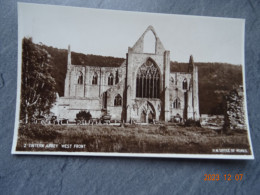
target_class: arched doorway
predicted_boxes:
[148,111,155,123]
[140,101,156,123]
[141,110,146,123]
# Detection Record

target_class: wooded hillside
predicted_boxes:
[171,61,243,114]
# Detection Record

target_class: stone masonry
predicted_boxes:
[224,86,246,130]
[54,26,200,123]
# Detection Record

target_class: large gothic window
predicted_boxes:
[173,99,181,109]
[114,94,122,106]
[92,72,98,85]
[78,72,83,84]
[108,73,114,85]
[183,78,187,90]
[136,59,160,98]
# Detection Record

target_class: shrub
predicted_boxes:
[76,111,92,122]
[184,119,201,127]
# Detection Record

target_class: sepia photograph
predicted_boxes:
[12,3,254,159]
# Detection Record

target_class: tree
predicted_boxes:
[20,38,57,123]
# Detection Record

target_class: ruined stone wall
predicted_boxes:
[85,66,125,98]
[65,63,125,98]
[61,26,201,123]
[61,58,126,121]
[192,65,200,120]
[130,99,162,122]
[169,72,191,120]
[224,86,246,130]
[64,66,86,97]
[126,26,169,122]
[200,114,224,130]
[57,97,102,121]
[106,78,125,120]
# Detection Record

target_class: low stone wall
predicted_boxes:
[200,114,224,130]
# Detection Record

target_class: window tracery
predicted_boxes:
[136,59,160,98]
[108,73,114,85]
[173,99,181,109]
[114,94,122,106]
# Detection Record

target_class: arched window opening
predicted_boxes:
[183,78,187,90]
[114,94,122,106]
[102,92,107,109]
[78,72,83,84]
[92,72,98,85]
[136,59,160,98]
[108,73,114,85]
[115,70,119,84]
[173,99,181,109]
[143,30,156,54]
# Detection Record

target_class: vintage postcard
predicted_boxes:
[12,3,254,159]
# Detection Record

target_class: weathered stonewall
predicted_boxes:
[224,86,246,131]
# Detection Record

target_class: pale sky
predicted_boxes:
[18,3,245,64]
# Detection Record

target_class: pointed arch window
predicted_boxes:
[108,73,114,85]
[183,78,187,90]
[78,72,83,85]
[173,99,181,109]
[92,72,98,85]
[115,70,119,84]
[136,58,160,98]
[114,94,122,106]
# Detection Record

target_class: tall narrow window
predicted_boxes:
[108,73,114,85]
[78,72,83,84]
[103,92,107,109]
[183,78,187,90]
[173,99,181,109]
[115,70,119,84]
[114,94,122,106]
[92,72,98,85]
[136,58,160,98]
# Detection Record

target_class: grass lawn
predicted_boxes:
[16,124,251,155]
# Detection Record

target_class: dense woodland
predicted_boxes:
[31,38,243,115]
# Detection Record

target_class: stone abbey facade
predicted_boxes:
[56,26,200,123]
